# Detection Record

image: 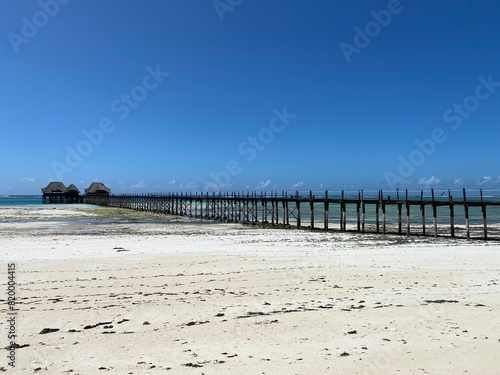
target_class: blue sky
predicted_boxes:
[1,0,499,195]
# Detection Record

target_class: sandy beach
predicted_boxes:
[1,205,500,374]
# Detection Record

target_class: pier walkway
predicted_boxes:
[85,189,500,241]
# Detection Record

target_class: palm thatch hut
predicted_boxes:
[41,182,85,203]
[84,182,111,196]
[41,182,68,203]
[83,182,111,205]
[66,184,82,203]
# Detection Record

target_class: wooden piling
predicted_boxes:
[324,190,329,230]
[398,203,402,235]
[361,190,365,233]
[449,189,455,237]
[271,192,275,225]
[405,190,410,236]
[432,189,437,238]
[357,190,361,232]
[296,191,301,228]
[284,191,289,225]
[262,192,267,223]
[381,190,386,235]
[375,190,380,234]
[309,191,314,230]
[340,190,346,231]
[463,188,470,240]
[481,189,487,240]
[420,190,426,236]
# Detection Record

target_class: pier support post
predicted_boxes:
[261,192,266,223]
[360,190,364,232]
[449,190,455,237]
[463,188,470,240]
[396,189,402,234]
[296,191,301,228]
[324,190,329,231]
[420,190,426,236]
[398,203,402,235]
[309,191,314,230]
[340,190,346,231]
[432,189,438,238]
[381,190,386,235]
[284,191,289,225]
[481,189,487,240]
[375,190,380,234]
[406,189,410,236]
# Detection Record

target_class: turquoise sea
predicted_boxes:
[0,195,42,206]
[0,195,178,227]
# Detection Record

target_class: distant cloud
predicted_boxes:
[204,181,222,191]
[477,176,493,185]
[290,181,304,189]
[21,177,35,183]
[167,180,176,185]
[454,179,463,186]
[418,176,441,187]
[255,180,271,190]
[180,182,198,190]
[130,179,147,189]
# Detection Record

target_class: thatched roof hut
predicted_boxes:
[65,184,82,203]
[41,182,67,194]
[85,182,111,195]
[66,184,80,194]
[41,182,83,203]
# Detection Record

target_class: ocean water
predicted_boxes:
[0,195,205,228]
[0,195,42,206]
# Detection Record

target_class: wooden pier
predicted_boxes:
[84,189,500,241]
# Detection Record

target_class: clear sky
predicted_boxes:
[1,0,499,195]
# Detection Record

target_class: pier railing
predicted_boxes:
[84,189,500,241]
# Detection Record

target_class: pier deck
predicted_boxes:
[84,189,500,241]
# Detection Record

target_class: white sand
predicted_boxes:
[1,205,499,374]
